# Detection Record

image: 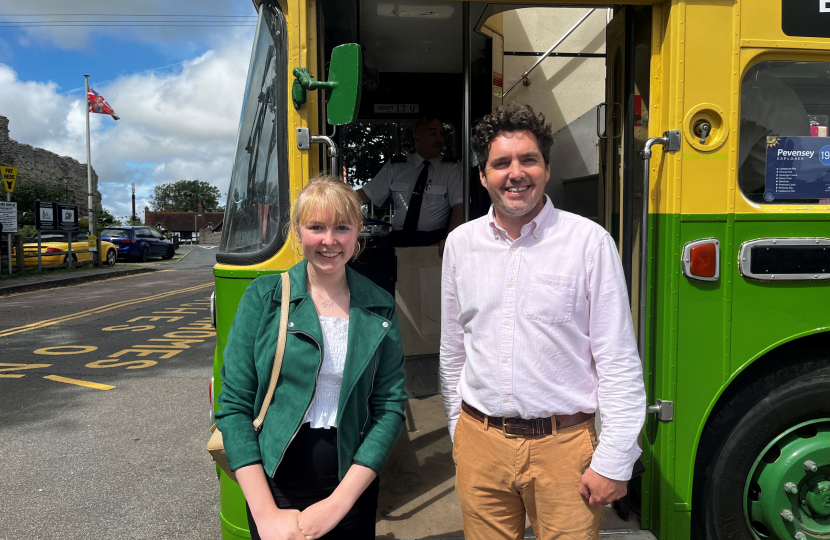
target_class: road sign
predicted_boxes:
[35,201,57,231]
[0,201,17,233]
[1,166,17,193]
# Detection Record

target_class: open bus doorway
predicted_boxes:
[312,1,655,537]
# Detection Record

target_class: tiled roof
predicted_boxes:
[145,211,225,232]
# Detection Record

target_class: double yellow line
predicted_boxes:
[0,282,214,338]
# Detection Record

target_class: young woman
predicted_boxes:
[216,175,407,540]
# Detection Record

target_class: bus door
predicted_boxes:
[603,6,651,331]
[602,4,652,519]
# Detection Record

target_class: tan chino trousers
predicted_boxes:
[453,410,602,540]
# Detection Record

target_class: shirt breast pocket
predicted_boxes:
[522,274,577,325]
[424,185,447,207]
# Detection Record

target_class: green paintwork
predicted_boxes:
[213,273,278,540]
[744,419,830,540]
[290,43,362,125]
[641,212,830,540]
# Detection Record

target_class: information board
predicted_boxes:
[0,201,17,233]
[35,201,57,231]
[57,203,79,232]
[764,136,830,202]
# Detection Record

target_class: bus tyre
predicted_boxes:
[696,359,830,540]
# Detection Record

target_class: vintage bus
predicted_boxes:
[210,1,830,539]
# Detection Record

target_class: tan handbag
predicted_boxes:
[207,271,291,483]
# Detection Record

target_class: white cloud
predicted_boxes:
[0,27,254,219]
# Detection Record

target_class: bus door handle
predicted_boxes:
[296,127,338,174]
[646,399,674,423]
[596,103,607,139]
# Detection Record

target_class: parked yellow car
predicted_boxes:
[13,232,117,267]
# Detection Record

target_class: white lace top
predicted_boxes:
[303,316,349,429]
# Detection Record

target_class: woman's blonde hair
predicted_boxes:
[289,174,365,259]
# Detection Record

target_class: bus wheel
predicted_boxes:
[697,361,830,540]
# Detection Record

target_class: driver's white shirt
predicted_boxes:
[361,153,463,232]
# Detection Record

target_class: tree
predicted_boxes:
[11,181,64,226]
[149,180,222,212]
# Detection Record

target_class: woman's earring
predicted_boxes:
[295,237,304,257]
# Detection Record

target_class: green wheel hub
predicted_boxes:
[744,419,830,539]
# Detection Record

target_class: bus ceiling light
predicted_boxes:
[682,238,720,282]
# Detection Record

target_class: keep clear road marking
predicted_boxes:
[44,375,115,391]
[0,282,214,338]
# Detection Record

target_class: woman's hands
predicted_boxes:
[297,497,349,539]
[256,508,306,540]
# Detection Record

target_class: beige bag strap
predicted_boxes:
[252,271,291,432]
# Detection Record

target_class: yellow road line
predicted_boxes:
[0,282,214,338]
[44,375,114,391]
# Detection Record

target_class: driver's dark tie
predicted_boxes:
[402,161,431,233]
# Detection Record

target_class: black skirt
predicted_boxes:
[247,423,380,540]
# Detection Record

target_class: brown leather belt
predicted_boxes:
[461,401,593,438]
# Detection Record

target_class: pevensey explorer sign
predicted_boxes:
[782,0,830,38]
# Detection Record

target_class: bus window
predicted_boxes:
[739,61,830,204]
[218,4,289,262]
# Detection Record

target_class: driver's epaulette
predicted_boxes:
[390,155,407,163]
[441,156,459,163]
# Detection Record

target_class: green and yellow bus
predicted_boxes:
[210,1,830,539]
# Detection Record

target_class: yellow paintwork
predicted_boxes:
[646,0,830,216]
[221,0,830,278]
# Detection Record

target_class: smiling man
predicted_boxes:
[439,102,646,540]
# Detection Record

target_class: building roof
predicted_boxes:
[144,210,225,233]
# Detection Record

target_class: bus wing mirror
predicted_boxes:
[291,43,362,126]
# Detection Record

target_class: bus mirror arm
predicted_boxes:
[640,131,681,424]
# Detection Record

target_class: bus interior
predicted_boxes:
[313,1,653,534]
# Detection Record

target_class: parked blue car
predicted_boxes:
[100,226,176,262]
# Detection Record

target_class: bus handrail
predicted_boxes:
[503,8,595,97]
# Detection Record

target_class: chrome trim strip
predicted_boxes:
[739,238,830,282]
[681,238,720,282]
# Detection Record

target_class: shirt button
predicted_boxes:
[507,282,513,288]
[501,358,508,364]
[511,247,517,252]
[504,320,511,325]
[382,321,389,328]
[502,397,509,403]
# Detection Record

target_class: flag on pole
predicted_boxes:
[87,88,120,121]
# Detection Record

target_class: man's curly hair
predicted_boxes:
[472,102,553,168]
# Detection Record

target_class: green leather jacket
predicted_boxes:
[215,261,407,479]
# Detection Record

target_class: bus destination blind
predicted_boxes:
[782,1,830,38]
[764,136,830,202]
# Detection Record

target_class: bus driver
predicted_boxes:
[356,117,464,253]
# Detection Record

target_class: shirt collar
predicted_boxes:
[487,195,555,240]
[412,153,440,168]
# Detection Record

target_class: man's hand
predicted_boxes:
[253,508,305,540]
[438,239,446,258]
[297,496,349,539]
[579,468,627,507]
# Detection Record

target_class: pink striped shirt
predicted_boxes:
[439,197,645,480]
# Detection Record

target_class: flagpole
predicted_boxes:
[84,74,93,236]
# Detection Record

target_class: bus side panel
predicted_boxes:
[730,217,830,371]
[674,218,730,519]
[213,275,259,540]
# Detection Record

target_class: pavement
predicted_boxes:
[0,245,208,296]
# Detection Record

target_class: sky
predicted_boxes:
[0,0,258,221]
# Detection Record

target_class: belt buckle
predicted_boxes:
[502,418,521,438]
